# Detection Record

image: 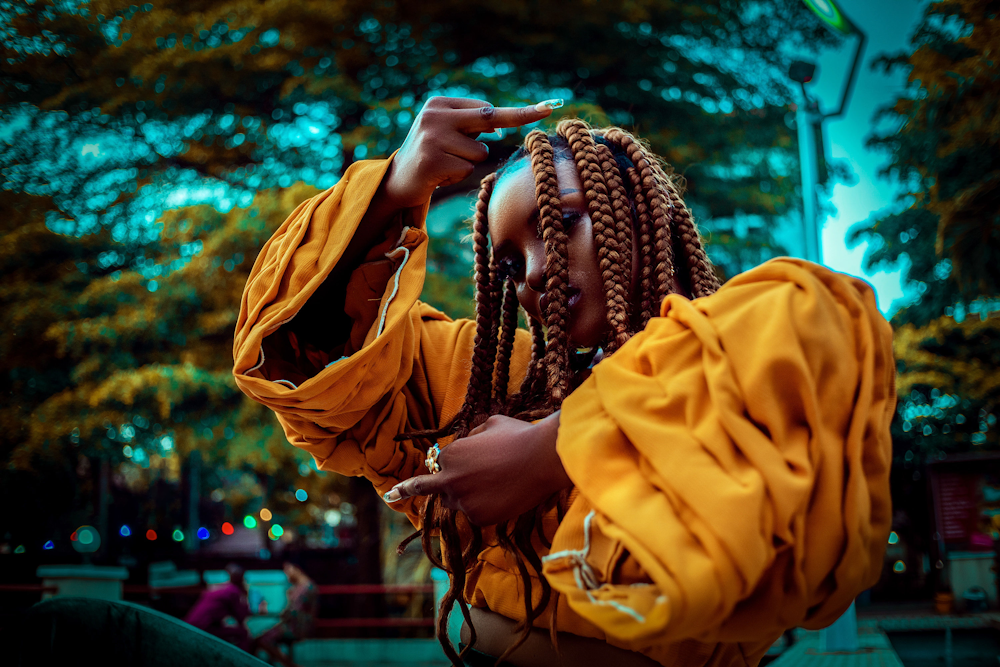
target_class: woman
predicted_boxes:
[234,97,895,666]
[255,560,317,667]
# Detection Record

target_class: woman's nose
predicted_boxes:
[524,245,546,293]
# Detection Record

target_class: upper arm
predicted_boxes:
[544,258,895,645]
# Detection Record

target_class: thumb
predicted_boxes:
[384,474,443,503]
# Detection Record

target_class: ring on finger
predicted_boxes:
[425,445,442,475]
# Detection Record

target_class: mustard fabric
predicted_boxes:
[233,157,896,667]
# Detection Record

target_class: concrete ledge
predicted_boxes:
[293,638,446,666]
[770,627,904,667]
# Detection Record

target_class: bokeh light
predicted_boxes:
[146,529,157,541]
[295,489,308,502]
[172,529,184,542]
[197,527,210,540]
[259,508,272,521]
[43,541,54,550]
[893,560,906,573]
[243,515,257,529]
[120,525,131,537]
[221,522,234,535]
[888,531,899,545]
[14,545,25,554]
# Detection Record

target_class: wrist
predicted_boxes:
[534,411,572,495]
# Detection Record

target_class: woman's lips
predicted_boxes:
[537,286,581,316]
[567,287,581,310]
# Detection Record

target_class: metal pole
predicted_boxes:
[795,92,820,263]
[820,600,859,652]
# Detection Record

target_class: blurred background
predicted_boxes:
[1,0,999,663]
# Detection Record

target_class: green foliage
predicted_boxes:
[890,315,1000,468]
[1,0,844,554]
[847,0,1000,473]
[851,0,1000,327]
[3,0,837,263]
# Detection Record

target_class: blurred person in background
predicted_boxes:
[234,98,895,666]
[254,557,318,667]
[184,563,252,652]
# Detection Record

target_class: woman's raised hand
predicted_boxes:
[382,97,561,210]
[384,411,573,527]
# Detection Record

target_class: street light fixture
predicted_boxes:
[793,0,867,265]
[795,6,869,651]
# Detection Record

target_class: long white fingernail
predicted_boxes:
[383,488,402,503]
[495,127,504,139]
[535,98,564,112]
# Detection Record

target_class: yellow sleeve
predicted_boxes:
[543,258,895,647]
[232,157,529,523]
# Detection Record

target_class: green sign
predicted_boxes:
[801,0,855,34]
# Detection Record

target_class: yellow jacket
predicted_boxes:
[234,157,896,666]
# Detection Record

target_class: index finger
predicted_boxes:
[457,98,564,134]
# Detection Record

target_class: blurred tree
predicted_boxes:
[1,0,842,562]
[3,0,839,268]
[2,183,351,556]
[845,0,999,567]
[850,0,1000,328]
[0,191,115,553]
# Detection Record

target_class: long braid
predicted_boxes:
[452,174,501,434]
[623,164,656,328]
[559,120,632,353]
[605,129,677,310]
[506,315,548,418]
[525,130,571,404]
[661,178,721,297]
[493,276,519,409]
[594,139,636,352]
[403,120,724,667]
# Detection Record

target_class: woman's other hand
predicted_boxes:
[382,97,560,210]
[385,411,572,526]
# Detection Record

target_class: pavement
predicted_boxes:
[287,605,1000,667]
[769,605,1000,667]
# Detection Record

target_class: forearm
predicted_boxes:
[533,410,573,496]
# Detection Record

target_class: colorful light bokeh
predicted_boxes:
[244,515,257,529]
[259,508,272,521]
[221,522,234,535]
[146,529,157,541]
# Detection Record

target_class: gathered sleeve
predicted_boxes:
[233,157,530,524]
[542,258,895,647]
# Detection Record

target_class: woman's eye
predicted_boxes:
[562,211,583,229]
[500,255,524,280]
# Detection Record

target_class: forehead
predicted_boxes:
[487,158,582,236]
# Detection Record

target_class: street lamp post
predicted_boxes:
[795,0,869,654]
[792,0,867,266]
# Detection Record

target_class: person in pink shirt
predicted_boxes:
[184,563,251,651]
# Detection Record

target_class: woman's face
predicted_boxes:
[488,158,611,349]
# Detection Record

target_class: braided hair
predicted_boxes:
[403,119,720,665]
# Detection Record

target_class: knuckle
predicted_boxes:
[478,105,496,120]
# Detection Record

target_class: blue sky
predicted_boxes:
[802,0,927,314]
